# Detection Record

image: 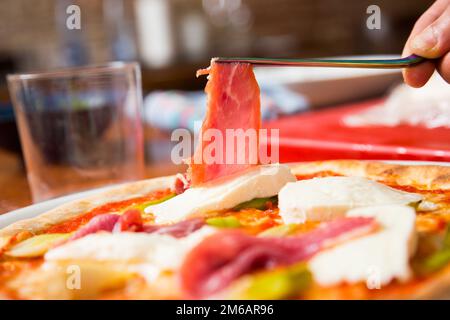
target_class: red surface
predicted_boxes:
[263,99,450,163]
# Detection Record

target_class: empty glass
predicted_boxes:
[7,62,144,202]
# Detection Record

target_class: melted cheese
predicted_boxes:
[45,226,215,272]
[278,176,422,224]
[146,163,296,224]
[308,205,417,287]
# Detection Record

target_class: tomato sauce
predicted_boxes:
[44,189,173,234]
[295,171,342,181]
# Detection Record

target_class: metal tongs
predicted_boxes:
[215,54,425,69]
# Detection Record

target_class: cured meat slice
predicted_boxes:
[173,173,190,195]
[180,217,376,298]
[189,60,261,186]
[114,209,205,237]
[68,209,205,239]
[143,218,205,238]
[68,214,120,241]
[114,209,144,232]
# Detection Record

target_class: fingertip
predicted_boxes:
[402,61,436,88]
[437,53,450,84]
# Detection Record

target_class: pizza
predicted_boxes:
[0,160,450,299]
[1,61,450,300]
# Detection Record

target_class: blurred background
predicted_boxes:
[0,0,433,84]
[1,0,448,211]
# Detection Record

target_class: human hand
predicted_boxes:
[403,0,450,87]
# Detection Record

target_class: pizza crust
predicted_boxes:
[0,175,175,249]
[290,160,450,190]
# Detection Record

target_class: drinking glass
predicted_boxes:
[7,62,144,202]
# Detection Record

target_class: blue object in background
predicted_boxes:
[143,84,309,132]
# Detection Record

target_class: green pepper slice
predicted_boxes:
[233,196,277,211]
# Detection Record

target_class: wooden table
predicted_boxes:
[0,148,183,215]
[0,149,31,214]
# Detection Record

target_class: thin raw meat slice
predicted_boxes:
[113,209,144,232]
[173,173,190,195]
[188,60,261,186]
[143,218,205,238]
[68,214,120,241]
[114,210,204,238]
[180,216,376,298]
[63,211,203,244]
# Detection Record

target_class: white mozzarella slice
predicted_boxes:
[45,226,215,272]
[145,163,296,224]
[308,205,417,287]
[278,176,422,224]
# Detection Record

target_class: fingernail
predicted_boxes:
[412,26,437,52]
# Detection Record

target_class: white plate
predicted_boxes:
[1,160,449,229]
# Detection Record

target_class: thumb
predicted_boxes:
[411,8,450,59]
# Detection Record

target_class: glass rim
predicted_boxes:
[7,61,140,81]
